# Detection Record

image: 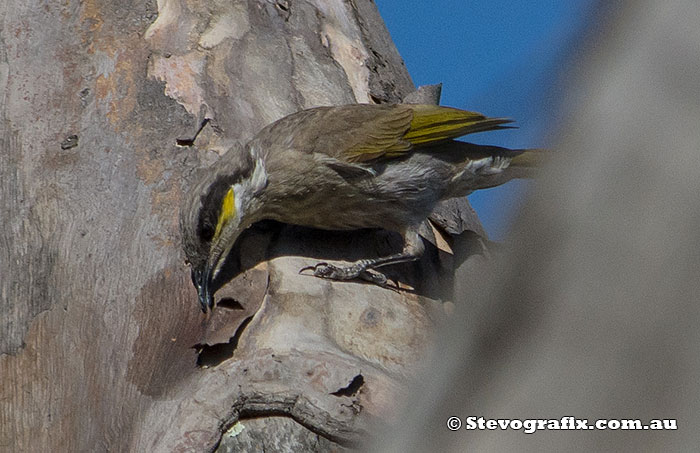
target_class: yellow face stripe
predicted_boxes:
[213,187,236,241]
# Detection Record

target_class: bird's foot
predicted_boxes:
[299,261,396,290]
[300,261,364,280]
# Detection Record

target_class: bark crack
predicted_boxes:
[194,315,254,367]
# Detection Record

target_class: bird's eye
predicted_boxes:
[200,223,215,241]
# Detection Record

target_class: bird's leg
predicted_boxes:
[300,227,425,286]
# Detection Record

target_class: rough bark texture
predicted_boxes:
[0,0,486,451]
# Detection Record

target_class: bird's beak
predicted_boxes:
[191,267,213,313]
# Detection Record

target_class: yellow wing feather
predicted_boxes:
[343,106,414,162]
[401,104,512,147]
[343,104,511,162]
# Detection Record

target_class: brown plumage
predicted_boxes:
[180,103,540,312]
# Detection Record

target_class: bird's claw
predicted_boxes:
[299,262,395,289]
[299,262,361,280]
[358,268,386,285]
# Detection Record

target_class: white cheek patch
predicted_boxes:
[232,183,244,218]
[251,157,268,192]
[248,146,268,193]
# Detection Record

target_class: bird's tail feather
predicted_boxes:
[439,143,549,193]
[508,148,549,169]
[438,141,549,173]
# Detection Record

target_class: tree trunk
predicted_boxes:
[0,0,486,451]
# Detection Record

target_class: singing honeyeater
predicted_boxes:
[180,103,539,312]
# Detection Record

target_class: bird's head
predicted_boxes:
[180,145,268,312]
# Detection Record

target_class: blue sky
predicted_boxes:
[376,1,596,239]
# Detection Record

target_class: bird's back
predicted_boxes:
[248,103,533,231]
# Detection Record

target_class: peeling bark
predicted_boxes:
[0,0,486,450]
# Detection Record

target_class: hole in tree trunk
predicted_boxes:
[331,374,364,397]
[194,315,253,367]
[217,297,244,310]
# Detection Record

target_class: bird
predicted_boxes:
[180,103,540,312]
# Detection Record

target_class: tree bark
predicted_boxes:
[0,0,486,451]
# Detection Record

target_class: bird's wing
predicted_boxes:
[296,104,512,164]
